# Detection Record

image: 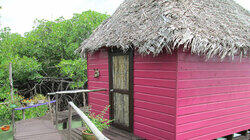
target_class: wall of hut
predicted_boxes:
[86,48,250,140]
[87,49,179,139]
[87,49,110,119]
[133,52,178,140]
[176,51,250,140]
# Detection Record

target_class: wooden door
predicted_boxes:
[109,48,133,132]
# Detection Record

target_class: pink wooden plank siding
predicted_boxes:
[87,48,110,118]
[176,51,250,140]
[133,52,178,140]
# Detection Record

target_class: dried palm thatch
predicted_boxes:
[79,0,249,59]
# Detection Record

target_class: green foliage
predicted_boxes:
[0,103,48,125]
[83,105,112,134]
[57,58,87,88]
[0,93,22,124]
[33,94,47,103]
[0,10,108,95]
[0,28,42,99]
[22,10,108,86]
[0,10,109,124]
[13,56,42,82]
[0,93,48,125]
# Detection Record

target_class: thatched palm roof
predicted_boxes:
[80,0,249,59]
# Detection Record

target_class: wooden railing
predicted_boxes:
[47,89,107,129]
[68,101,109,140]
[12,100,56,133]
[14,100,56,120]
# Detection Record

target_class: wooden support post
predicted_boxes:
[83,92,86,107]
[62,121,67,129]
[247,129,250,140]
[55,93,58,129]
[12,109,15,134]
[22,110,25,120]
[68,104,72,140]
[9,63,15,134]
[224,134,233,140]
[9,63,14,101]
[48,96,53,121]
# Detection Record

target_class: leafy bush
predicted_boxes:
[33,94,47,103]
[0,94,48,125]
[83,105,112,134]
[57,58,87,88]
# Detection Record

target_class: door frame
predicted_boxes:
[108,48,134,132]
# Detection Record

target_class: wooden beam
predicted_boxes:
[48,96,53,121]
[9,63,15,134]
[55,93,58,129]
[47,89,107,95]
[83,92,86,107]
[9,63,14,102]
[68,102,109,140]
[224,134,233,140]
[68,104,72,140]
[22,110,25,120]
[62,122,67,130]
[11,110,15,131]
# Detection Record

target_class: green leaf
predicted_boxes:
[9,104,17,109]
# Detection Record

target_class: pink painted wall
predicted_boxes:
[133,52,178,140]
[87,48,109,119]
[87,49,179,140]
[87,48,250,140]
[176,51,250,140]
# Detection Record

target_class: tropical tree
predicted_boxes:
[0,10,109,124]
[0,10,109,98]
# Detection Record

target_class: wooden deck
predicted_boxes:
[14,118,63,140]
[14,112,143,140]
[60,126,144,140]
[14,116,249,140]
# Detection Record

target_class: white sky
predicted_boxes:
[0,0,249,35]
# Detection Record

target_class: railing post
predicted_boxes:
[12,109,15,134]
[68,104,72,140]
[48,96,53,121]
[55,93,58,129]
[83,92,86,111]
[22,109,25,120]
[224,134,233,140]
[9,63,15,134]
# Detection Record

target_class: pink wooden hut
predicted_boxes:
[79,0,250,139]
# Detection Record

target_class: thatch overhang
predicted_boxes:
[79,0,250,59]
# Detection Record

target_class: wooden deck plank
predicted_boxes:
[14,108,143,140]
[14,118,63,140]
[59,126,144,140]
[15,132,62,140]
